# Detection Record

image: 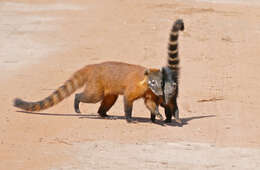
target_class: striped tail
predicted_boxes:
[13,70,86,112]
[167,19,184,70]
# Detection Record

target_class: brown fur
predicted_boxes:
[14,61,163,122]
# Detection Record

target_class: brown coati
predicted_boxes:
[150,19,184,124]
[13,61,164,122]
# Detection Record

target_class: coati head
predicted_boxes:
[162,66,178,104]
[144,69,163,96]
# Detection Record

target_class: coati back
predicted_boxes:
[150,19,184,123]
[14,61,163,122]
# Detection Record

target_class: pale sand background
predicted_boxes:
[1,0,260,169]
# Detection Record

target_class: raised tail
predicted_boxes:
[167,19,184,70]
[13,70,86,112]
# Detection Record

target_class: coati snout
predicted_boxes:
[144,69,163,96]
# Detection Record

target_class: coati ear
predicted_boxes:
[144,69,150,75]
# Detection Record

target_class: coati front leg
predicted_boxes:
[149,107,162,123]
[97,95,118,117]
[145,98,163,123]
[123,96,134,123]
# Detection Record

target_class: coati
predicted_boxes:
[13,61,164,122]
[150,19,184,124]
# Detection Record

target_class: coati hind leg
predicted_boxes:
[97,95,118,117]
[74,93,95,113]
[74,93,82,113]
[74,91,103,114]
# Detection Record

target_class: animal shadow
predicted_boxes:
[17,111,215,127]
[165,115,216,127]
[79,114,167,126]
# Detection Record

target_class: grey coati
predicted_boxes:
[150,19,184,123]
[13,61,164,122]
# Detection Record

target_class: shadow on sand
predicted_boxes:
[17,110,216,127]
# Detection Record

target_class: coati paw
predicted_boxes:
[151,115,156,122]
[126,118,136,123]
[99,113,108,118]
[156,113,164,120]
[75,109,81,114]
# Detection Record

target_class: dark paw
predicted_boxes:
[156,113,164,121]
[99,113,108,118]
[126,117,132,123]
[151,115,156,122]
[126,117,136,123]
[75,108,81,114]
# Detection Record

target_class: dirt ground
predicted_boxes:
[1,0,260,169]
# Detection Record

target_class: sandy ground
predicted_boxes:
[1,0,260,169]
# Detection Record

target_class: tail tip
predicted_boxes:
[174,19,184,31]
[13,98,24,107]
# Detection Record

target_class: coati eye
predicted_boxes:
[149,80,156,86]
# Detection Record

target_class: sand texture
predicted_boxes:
[1,0,260,169]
